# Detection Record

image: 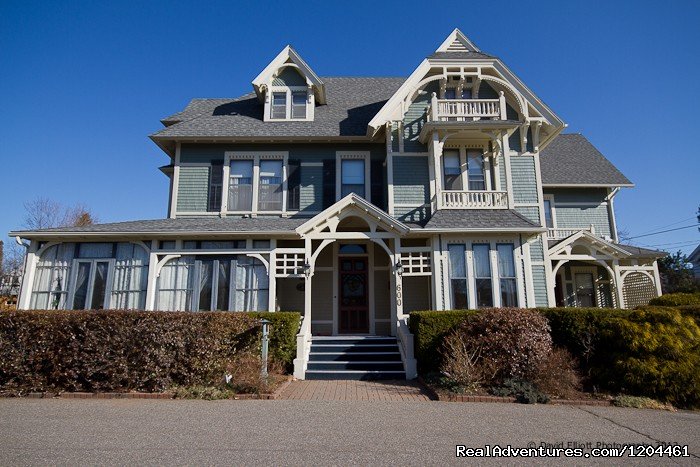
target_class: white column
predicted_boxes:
[393,238,403,336]
[431,131,443,211]
[144,240,159,311]
[170,142,181,219]
[304,238,313,324]
[17,240,38,310]
[268,240,277,312]
[652,260,663,296]
[612,260,626,309]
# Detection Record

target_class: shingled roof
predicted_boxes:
[421,209,542,231]
[539,134,633,186]
[152,77,406,140]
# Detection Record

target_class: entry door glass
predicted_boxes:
[73,262,92,309]
[339,258,369,333]
[90,262,109,310]
[575,273,595,307]
[74,261,110,310]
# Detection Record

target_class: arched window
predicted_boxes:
[31,243,75,310]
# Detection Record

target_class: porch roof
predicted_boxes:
[419,209,543,232]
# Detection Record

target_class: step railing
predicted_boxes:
[293,314,312,379]
[440,190,509,209]
[396,317,417,380]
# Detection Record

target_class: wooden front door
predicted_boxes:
[338,257,369,333]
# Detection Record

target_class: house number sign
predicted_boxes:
[396,282,402,306]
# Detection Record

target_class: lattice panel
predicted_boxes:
[623,272,656,308]
[275,253,305,277]
[400,252,431,276]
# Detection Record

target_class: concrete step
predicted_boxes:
[307,361,405,371]
[309,351,401,362]
[310,344,400,353]
[305,370,407,381]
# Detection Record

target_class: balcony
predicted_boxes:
[440,190,508,209]
[427,92,507,122]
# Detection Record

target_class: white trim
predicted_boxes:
[170,143,181,219]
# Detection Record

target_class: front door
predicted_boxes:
[339,257,369,333]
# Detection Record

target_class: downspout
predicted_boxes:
[438,234,445,310]
[14,236,30,308]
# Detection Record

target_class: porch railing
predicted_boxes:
[440,190,508,209]
[428,92,507,122]
[547,226,595,240]
[292,314,312,379]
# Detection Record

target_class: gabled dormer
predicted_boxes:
[252,46,326,122]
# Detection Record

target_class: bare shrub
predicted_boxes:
[532,347,582,399]
[440,334,483,390]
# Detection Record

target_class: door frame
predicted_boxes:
[571,266,598,307]
[333,241,375,335]
[337,255,370,334]
[68,258,115,310]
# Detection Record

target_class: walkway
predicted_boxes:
[279,379,432,401]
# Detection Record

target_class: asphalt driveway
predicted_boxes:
[1,399,698,465]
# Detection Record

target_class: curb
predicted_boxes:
[417,377,613,406]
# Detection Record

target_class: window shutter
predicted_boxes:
[371,159,386,211]
[322,159,336,209]
[208,161,223,212]
[287,159,300,211]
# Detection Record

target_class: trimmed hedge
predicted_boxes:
[410,306,700,408]
[0,310,300,394]
[248,311,300,371]
[408,310,477,371]
[648,292,700,307]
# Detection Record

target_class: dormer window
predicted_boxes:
[267,88,310,121]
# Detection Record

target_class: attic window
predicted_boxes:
[266,87,313,121]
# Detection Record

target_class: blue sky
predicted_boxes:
[1,0,698,254]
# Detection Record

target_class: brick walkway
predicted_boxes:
[279,379,433,401]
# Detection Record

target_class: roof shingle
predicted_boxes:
[421,209,541,230]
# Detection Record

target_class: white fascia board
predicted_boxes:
[366,60,431,136]
[541,183,635,188]
[416,227,547,234]
[9,230,302,240]
[151,135,374,143]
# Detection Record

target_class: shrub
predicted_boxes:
[532,347,581,399]
[247,312,301,370]
[678,305,700,326]
[612,395,675,411]
[648,292,700,307]
[440,331,484,391]
[490,379,549,404]
[409,310,476,372]
[0,310,300,394]
[442,308,552,384]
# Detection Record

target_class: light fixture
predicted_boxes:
[303,262,311,277]
[395,261,404,276]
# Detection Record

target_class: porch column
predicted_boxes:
[612,260,626,309]
[17,240,38,310]
[144,240,158,311]
[304,238,313,324]
[652,260,663,297]
[430,131,443,211]
[393,238,403,336]
[268,240,277,311]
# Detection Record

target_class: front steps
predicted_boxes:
[305,336,406,380]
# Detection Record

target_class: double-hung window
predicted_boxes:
[229,160,254,211]
[497,244,517,307]
[443,150,462,190]
[258,160,283,211]
[448,244,468,309]
[291,91,307,119]
[271,92,287,119]
[472,243,493,308]
[467,150,486,190]
[341,159,365,198]
[543,197,555,229]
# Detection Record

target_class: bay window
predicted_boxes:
[497,243,517,307]
[448,244,468,309]
[472,243,493,308]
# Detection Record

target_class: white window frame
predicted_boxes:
[441,145,494,192]
[68,258,115,310]
[264,86,314,122]
[336,151,371,202]
[571,266,599,308]
[223,152,289,215]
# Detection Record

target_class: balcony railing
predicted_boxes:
[547,226,595,241]
[440,190,508,209]
[428,92,507,122]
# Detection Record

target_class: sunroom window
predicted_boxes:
[497,243,517,307]
[473,243,493,308]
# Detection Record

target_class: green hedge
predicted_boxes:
[248,311,301,371]
[408,310,477,371]
[0,310,300,394]
[410,307,700,408]
[648,292,700,307]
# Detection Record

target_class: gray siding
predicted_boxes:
[531,265,548,307]
[392,155,430,223]
[176,166,209,212]
[529,237,544,262]
[510,156,539,204]
[555,205,612,238]
[402,82,437,153]
[497,154,506,190]
[300,164,322,211]
[546,188,608,204]
[515,206,540,224]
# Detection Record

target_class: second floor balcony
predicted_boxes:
[439,190,508,209]
[427,92,507,122]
